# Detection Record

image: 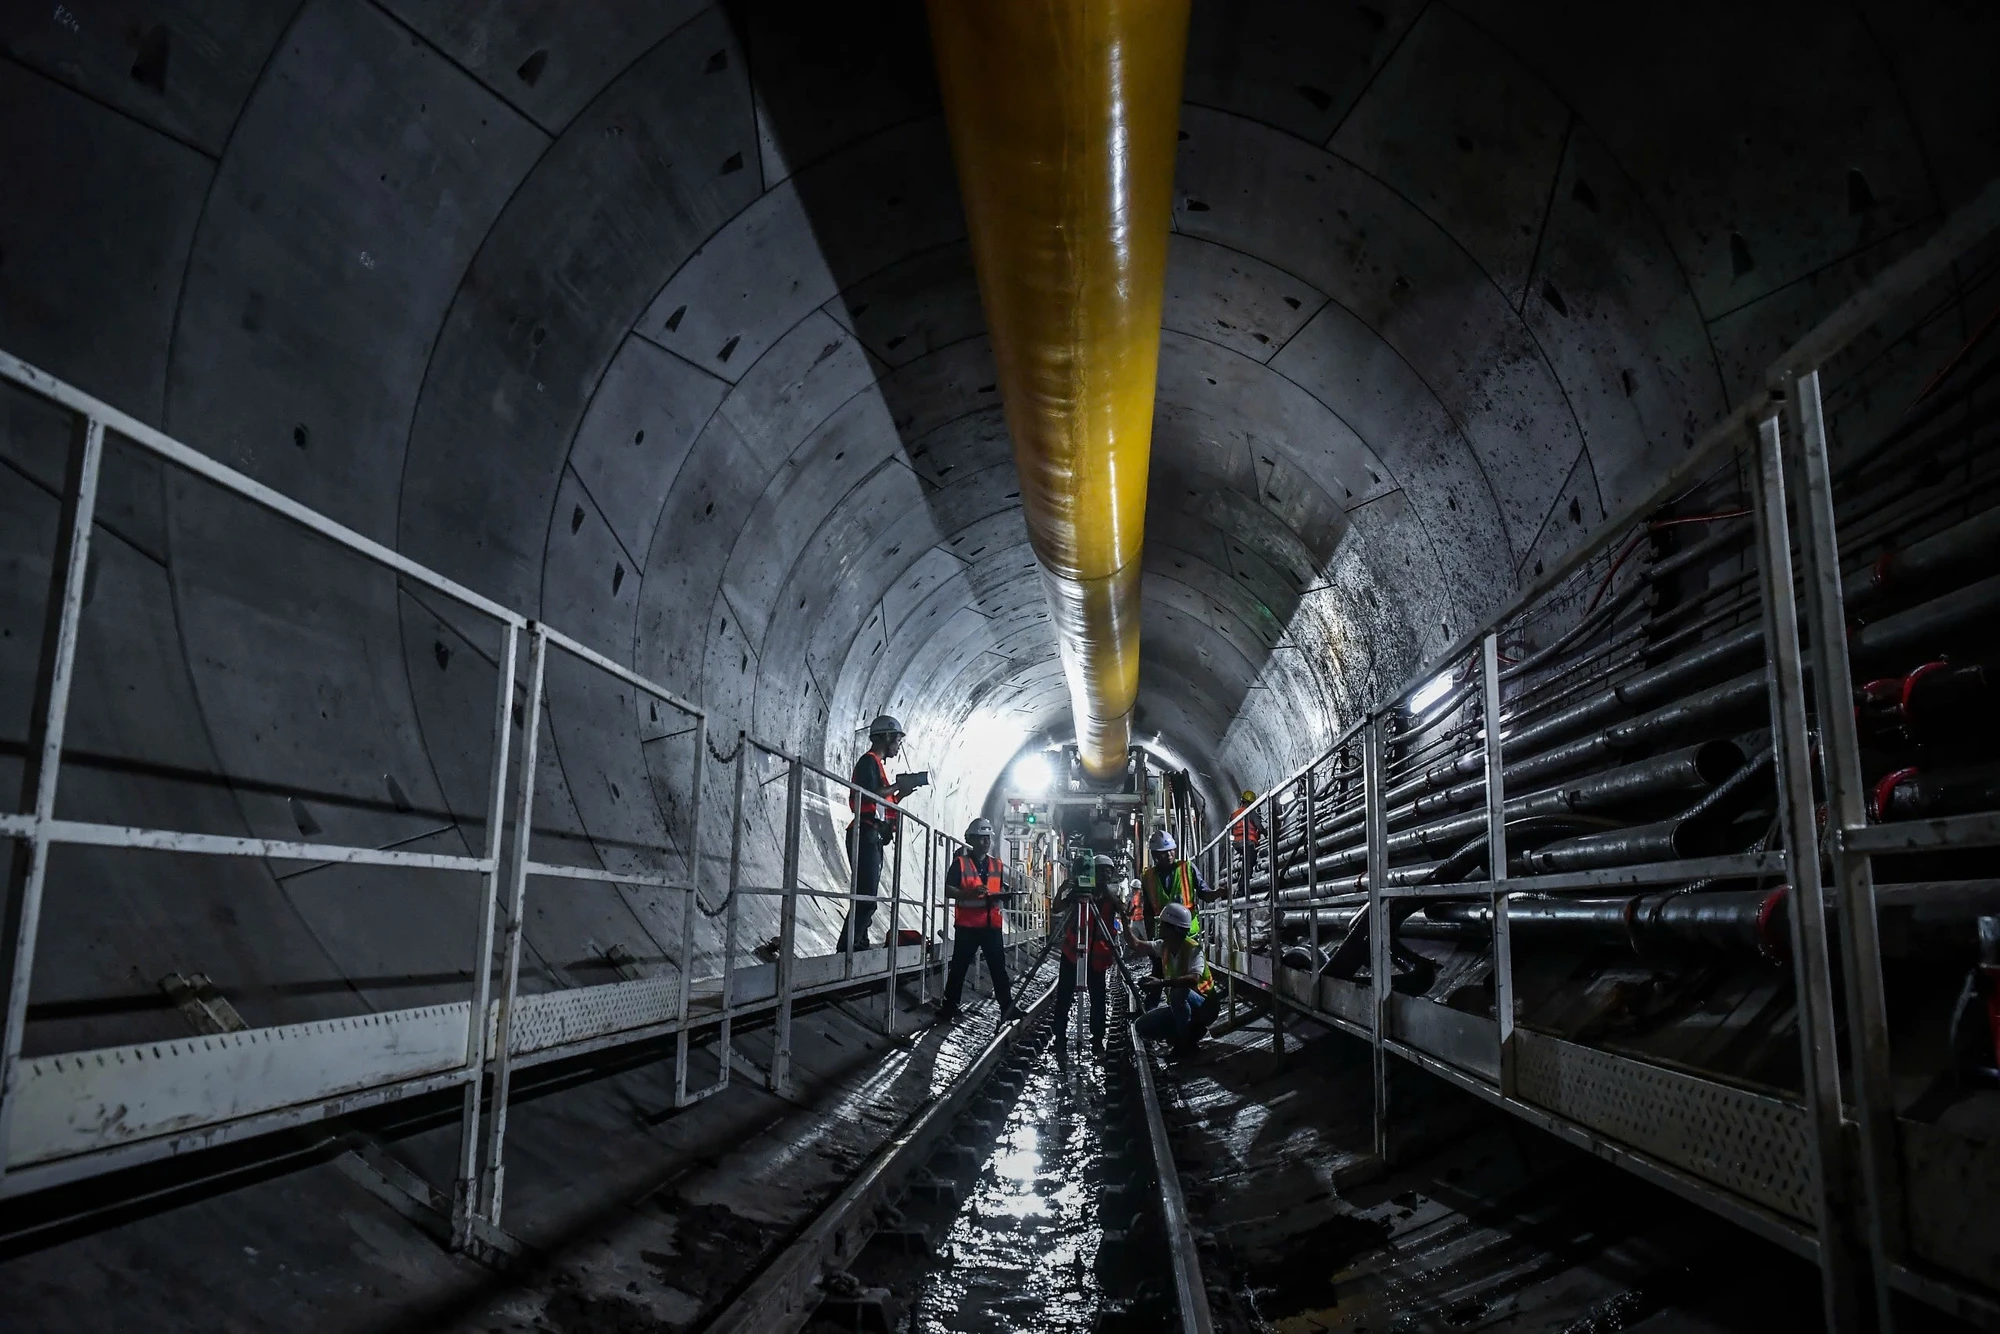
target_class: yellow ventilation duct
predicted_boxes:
[927,0,1190,779]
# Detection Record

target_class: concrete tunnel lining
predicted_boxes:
[0,0,1994,1176]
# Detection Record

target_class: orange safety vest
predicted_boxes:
[1061,898,1117,970]
[848,751,899,828]
[951,853,1005,930]
[1229,805,1262,844]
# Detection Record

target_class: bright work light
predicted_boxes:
[1011,752,1053,795]
[1408,671,1453,716]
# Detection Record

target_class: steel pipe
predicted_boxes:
[1250,740,1747,891]
[928,0,1191,777]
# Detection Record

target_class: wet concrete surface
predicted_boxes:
[803,986,1172,1334]
[0,959,1033,1334]
[1158,1009,1847,1333]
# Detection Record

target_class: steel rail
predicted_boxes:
[1085,899,1216,1334]
[700,967,1058,1334]
[1129,1015,1217,1334]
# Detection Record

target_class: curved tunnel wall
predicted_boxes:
[1,0,1996,1053]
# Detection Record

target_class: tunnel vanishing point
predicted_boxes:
[2,3,1999,1332]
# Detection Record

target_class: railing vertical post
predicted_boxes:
[1305,756,1320,987]
[1482,634,1514,1099]
[844,780,860,980]
[474,622,543,1236]
[1787,368,1901,1331]
[717,734,747,1092]
[1752,409,1863,1334]
[1364,712,1390,1163]
[884,812,904,1034]
[1267,785,1284,1055]
[673,713,708,1108]
[453,616,518,1230]
[771,758,803,1096]
[0,414,104,1181]
[921,824,935,1006]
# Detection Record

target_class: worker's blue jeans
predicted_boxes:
[1134,986,1210,1046]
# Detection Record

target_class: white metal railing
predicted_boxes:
[1192,177,2000,1332]
[0,349,1046,1253]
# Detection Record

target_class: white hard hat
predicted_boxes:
[1149,828,1177,853]
[965,817,995,841]
[1160,903,1193,931]
[868,713,905,737]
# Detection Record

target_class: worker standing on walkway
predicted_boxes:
[937,817,1015,1022]
[1134,902,1215,1055]
[1134,828,1213,943]
[840,713,922,951]
[1228,787,1263,886]
[1056,853,1124,1061]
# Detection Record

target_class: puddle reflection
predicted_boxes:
[914,1040,1110,1332]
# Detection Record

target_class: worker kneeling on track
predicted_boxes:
[937,817,1016,1023]
[1055,854,1126,1062]
[1134,902,1215,1056]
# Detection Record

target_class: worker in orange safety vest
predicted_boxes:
[937,818,1015,1022]
[840,713,924,950]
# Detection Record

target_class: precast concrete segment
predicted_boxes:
[928,0,1193,777]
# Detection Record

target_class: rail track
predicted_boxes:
[697,934,1219,1334]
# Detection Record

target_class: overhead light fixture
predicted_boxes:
[1011,753,1053,795]
[1408,671,1453,717]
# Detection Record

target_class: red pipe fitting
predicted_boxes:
[1871,767,1920,821]
[1755,886,1791,965]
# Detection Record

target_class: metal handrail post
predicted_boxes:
[772,759,804,1096]
[475,624,545,1235]
[1482,634,1515,1098]
[673,712,708,1108]
[920,825,934,1005]
[1267,785,1284,1055]
[1752,410,1863,1334]
[884,817,903,1034]
[1787,368,1902,1330]
[0,414,104,1181]
[844,793,860,980]
[1306,755,1320,980]
[452,618,517,1232]
[1364,713,1390,1162]
[941,831,955,999]
[718,736,748,1092]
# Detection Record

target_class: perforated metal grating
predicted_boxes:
[1513,1030,1817,1222]
[505,976,681,1056]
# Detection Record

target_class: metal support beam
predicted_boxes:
[472,625,545,1238]
[674,713,709,1106]
[453,618,518,1237]
[1364,714,1390,1161]
[1786,368,1903,1331]
[0,414,102,1184]
[1753,410,1864,1334]
[1482,634,1515,1098]
[772,760,804,1097]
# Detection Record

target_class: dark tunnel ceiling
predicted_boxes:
[3,0,1997,850]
